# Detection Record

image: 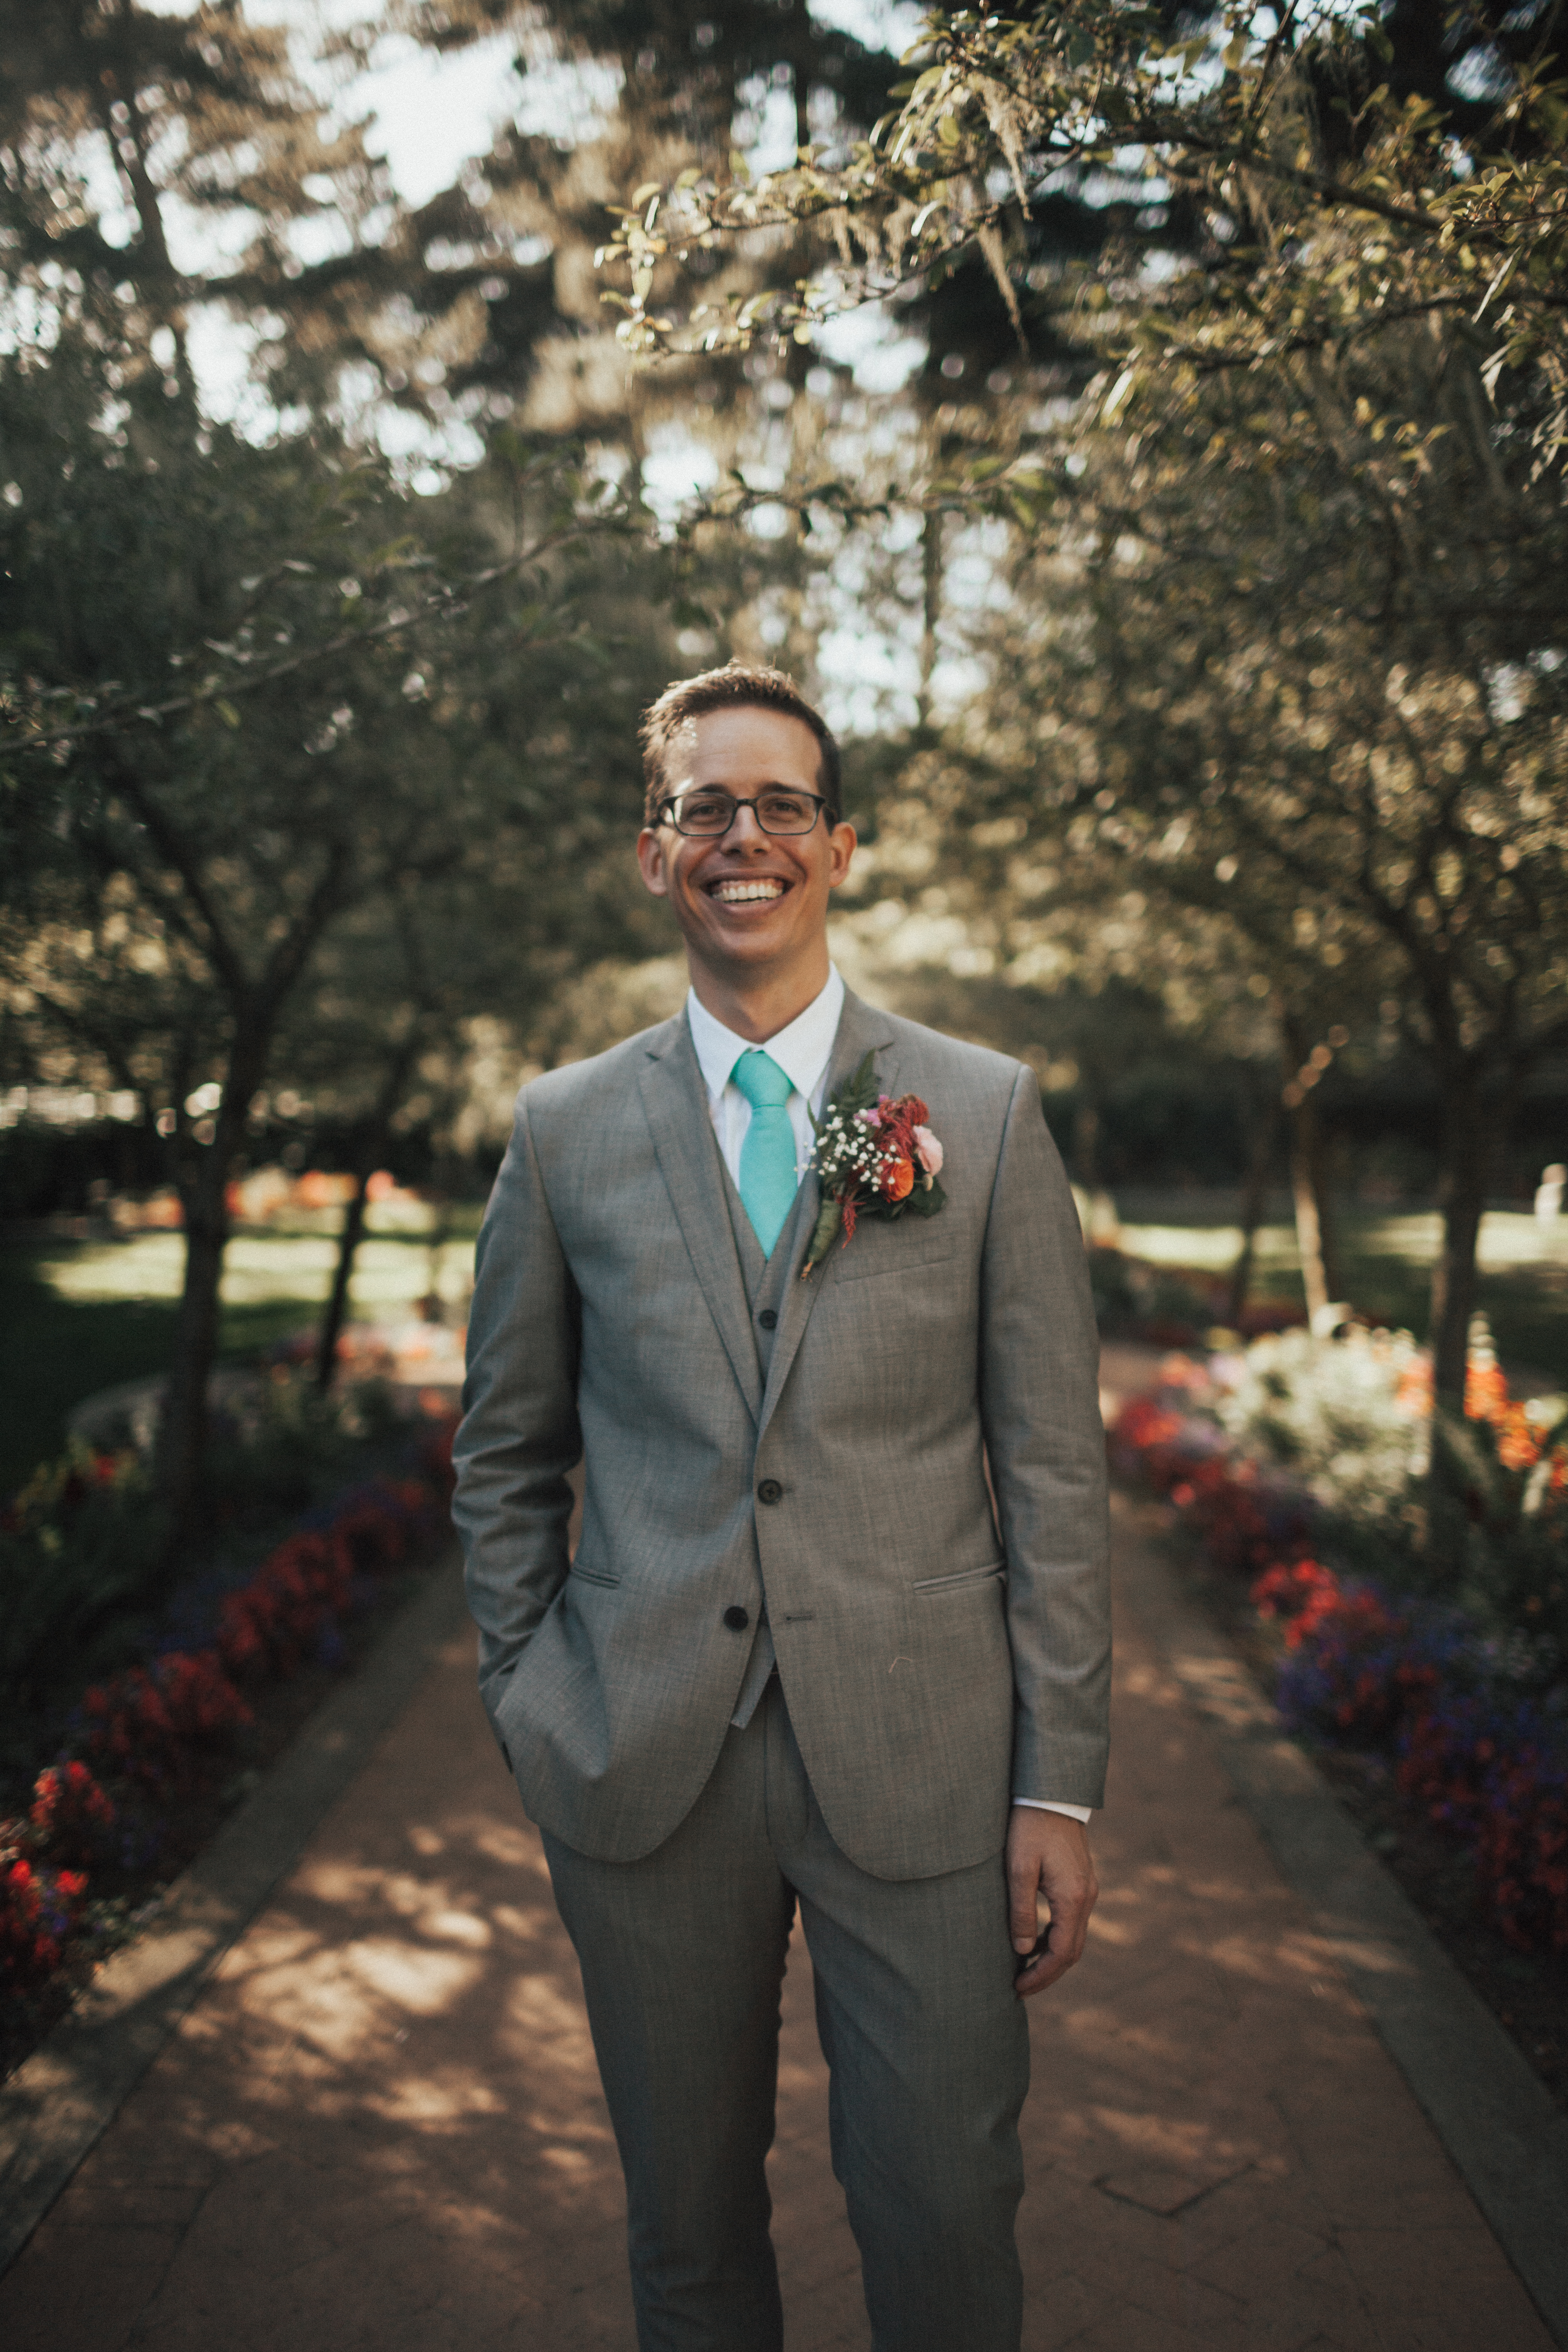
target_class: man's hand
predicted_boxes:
[1007,1807,1098,1999]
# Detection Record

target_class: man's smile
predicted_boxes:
[707,877,790,904]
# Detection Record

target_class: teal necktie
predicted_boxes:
[732,1050,797,1259]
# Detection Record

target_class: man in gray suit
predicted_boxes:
[454,663,1110,2351]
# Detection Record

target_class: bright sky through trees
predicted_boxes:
[126,0,927,462]
[137,0,921,207]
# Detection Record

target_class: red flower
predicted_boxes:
[217,1530,353,1678]
[6,1457,451,1986]
[1109,1398,1183,1452]
[85,1650,253,1787]
[27,1761,116,1867]
[0,1851,92,1990]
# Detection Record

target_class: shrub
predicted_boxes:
[1114,1350,1568,1954]
[196,1368,404,1522]
[0,1443,170,1706]
[83,1651,255,1788]
[216,1531,353,1679]
[1216,1325,1430,1512]
[25,1760,117,1869]
[1254,1559,1439,1744]
[1399,1692,1568,1952]
[0,1853,90,1991]
[4,1421,457,2008]
[1477,1751,1568,1954]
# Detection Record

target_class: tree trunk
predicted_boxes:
[156,1032,267,1555]
[1428,1075,1500,1410]
[1281,1014,1341,1328]
[1227,1090,1280,1326]
[918,507,942,730]
[1290,1114,1331,1328]
[315,1035,422,1391]
[316,1169,371,1393]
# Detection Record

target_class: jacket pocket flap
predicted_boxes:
[912,1560,1005,1594]
[834,1246,955,1286]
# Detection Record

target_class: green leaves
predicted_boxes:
[900,1175,947,1219]
[595,0,1568,491]
[809,1050,879,1132]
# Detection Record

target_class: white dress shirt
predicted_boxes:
[686,965,843,1188]
[683,971,1091,1827]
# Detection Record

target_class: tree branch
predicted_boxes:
[2,512,627,758]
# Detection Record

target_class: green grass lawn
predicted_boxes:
[0,1207,482,1498]
[6,1194,1566,1499]
[1117,1199,1568,1390]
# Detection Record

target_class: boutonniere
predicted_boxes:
[800,1052,947,1277]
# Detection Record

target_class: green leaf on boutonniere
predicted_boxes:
[807,1051,878,1137]
[898,1175,947,1219]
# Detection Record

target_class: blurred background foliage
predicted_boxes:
[1,0,1565,1519]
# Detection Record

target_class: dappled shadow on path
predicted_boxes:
[0,1630,640,2352]
[0,1509,1554,2352]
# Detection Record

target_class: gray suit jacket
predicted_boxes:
[453,988,1110,1881]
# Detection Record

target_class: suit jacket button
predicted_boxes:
[724,1605,750,1631]
[756,1478,783,1505]
[757,1308,778,1330]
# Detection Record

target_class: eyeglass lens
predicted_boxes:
[673,789,820,836]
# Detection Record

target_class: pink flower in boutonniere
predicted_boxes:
[799,1054,948,1277]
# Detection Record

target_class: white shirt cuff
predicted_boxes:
[1013,1799,1092,1822]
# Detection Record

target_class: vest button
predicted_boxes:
[724,1605,750,1631]
[757,1308,778,1330]
[757,1478,783,1505]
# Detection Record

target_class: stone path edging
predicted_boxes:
[1115,1497,1568,2349]
[0,1555,470,2277]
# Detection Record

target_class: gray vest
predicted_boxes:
[719,1155,815,1728]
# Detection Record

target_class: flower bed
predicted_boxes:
[1,1420,456,2010]
[1113,1335,1568,1954]
[1088,1246,1306,1351]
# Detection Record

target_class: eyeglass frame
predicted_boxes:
[653,786,837,839]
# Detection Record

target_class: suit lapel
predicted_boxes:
[755,988,897,1446]
[637,1018,763,1427]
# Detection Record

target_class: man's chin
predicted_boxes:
[692,933,792,973]
[681,916,813,982]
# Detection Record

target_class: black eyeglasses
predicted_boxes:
[656,787,833,838]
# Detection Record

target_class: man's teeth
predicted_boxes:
[712,879,785,903]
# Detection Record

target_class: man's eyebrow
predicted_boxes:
[673,776,812,791]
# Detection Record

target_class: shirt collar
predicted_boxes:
[686,966,845,1105]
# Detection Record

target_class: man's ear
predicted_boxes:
[637,826,671,897]
[828,820,858,889]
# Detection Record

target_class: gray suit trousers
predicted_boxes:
[544,1676,1030,2352]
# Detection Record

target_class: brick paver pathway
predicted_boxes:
[0,1498,1552,2350]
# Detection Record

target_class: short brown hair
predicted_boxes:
[639,661,841,826]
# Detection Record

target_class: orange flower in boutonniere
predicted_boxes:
[799,1053,947,1277]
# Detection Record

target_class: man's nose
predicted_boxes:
[726,802,770,848]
